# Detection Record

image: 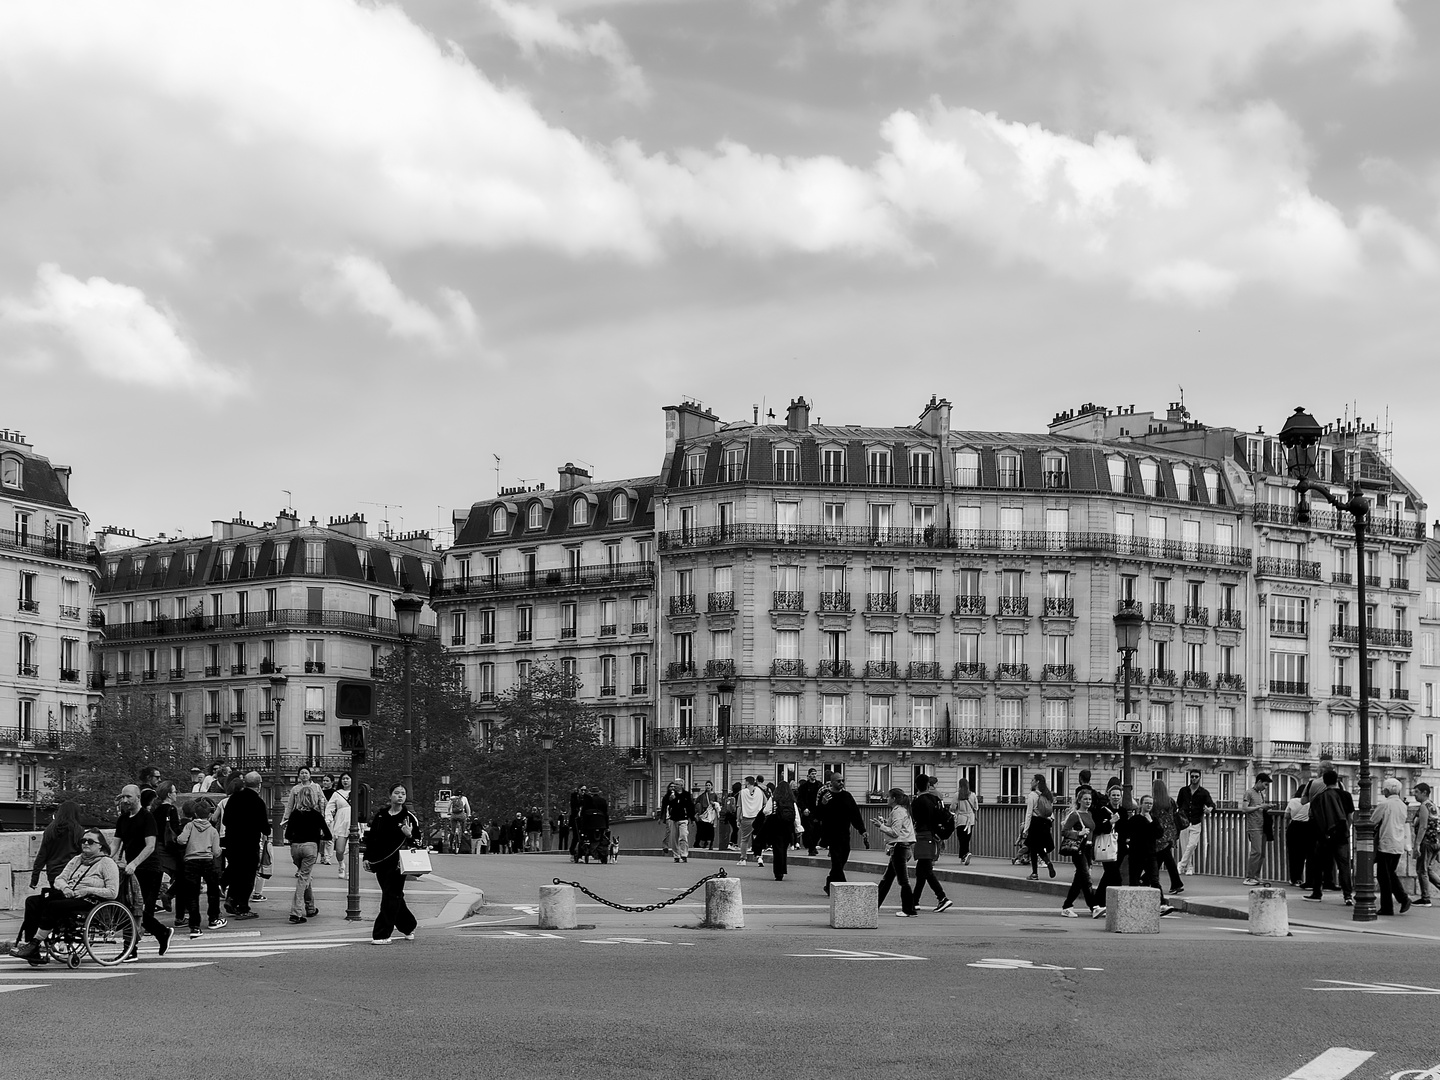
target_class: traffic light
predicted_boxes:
[335,679,375,720]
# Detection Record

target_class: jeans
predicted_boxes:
[1095,859,1123,906]
[1417,848,1440,901]
[667,819,689,859]
[876,843,916,914]
[372,863,417,941]
[956,824,972,862]
[1177,824,1203,874]
[1157,844,1183,891]
[183,860,221,929]
[1245,830,1265,880]
[1375,851,1408,914]
[1064,854,1098,910]
[738,815,757,857]
[132,871,168,943]
[290,842,317,919]
[225,842,260,915]
[1285,821,1310,885]
[1307,828,1353,899]
[825,840,851,893]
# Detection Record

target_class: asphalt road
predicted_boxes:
[4,853,1438,1080]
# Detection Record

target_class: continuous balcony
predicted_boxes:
[708,591,735,613]
[433,561,654,598]
[866,592,898,613]
[0,728,81,751]
[907,661,942,680]
[1320,742,1428,764]
[770,658,806,677]
[657,524,1251,567]
[1253,502,1426,540]
[954,596,986,616]
[819,592,852,613]
[0,529,89,563]
[818,659,853,678]
[1256,557,1322,581]
[910,593,942,615]
[1041,664,1074,682]
[98,609,438,643]
[1269,680,1309,696]
[771,591,804,612]
[669,595,696,616]
[1329,625,1412,648]
[997,597,1029,617]
[703,659,736,679]
[1042,597,1074,618]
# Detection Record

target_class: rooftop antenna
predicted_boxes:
[359,502,402,539]
[493,454,501,497]
[281,490,293,513]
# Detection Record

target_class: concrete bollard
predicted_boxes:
[829,882,879,929]
[1248,887,1289,937]
[702,877,744,929]
[538,884,577,930]
[1104,886,1161,934]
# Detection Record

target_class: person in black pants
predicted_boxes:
[1121,795,1174,915]
[909,774,952,913]
[1092,785,1125,913]
[113,784,174,958]
[221,772,272,920]
[365,782,420,943]
[797,769,822,855]
[816,772,867,895]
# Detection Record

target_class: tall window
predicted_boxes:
[611,491,630,520]
[632,654,648,692]
[723,447,746,483]
[675,696,694,736]
[869,503,892,541]
[774,446,798,482]
[572,498,589,526]
[1139,459,1159,497]
[774,693,800,733]
[909,450,933,486]
[1044,698,1068,731]
[1108,456,1128,494]
[997,699,1021,730]
[997,452,1021,488]
[821,448,846,483]
[954,450,980,487]
[517,606,533,642]
[1043,453,1068,488]
[776,501,800,542]
[1173,464,1192,501]
[527,502,544,530]
[867,449,891,485]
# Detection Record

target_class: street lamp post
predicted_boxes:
[269,673,288,773]
[1113,609,1144,811]
[393,591,425,806]
[542,735,555,852]
[1279,406,1377,923]
[717,681,734,799]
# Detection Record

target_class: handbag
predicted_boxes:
[398,848,432,878]
[913,835,940,861]
[1093,831,1119,863]
[258,840,272,879]
[792,804,804,836]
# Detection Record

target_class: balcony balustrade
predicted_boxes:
[1114,665,1144,684]
[1333,571,1353,585]
[257,710,275,723]
[771,591,804,612]
[1391,577,1409,590]
[997,663,1030,681]
[1330,684,1351,697]
[650,724,1252,755]
[863,660,899,679]
[88,673,108,689]
[1257,557,1323,581]
[1269,618,1308,636]
[1115,599,1144,617]
[953,662,986,680]
[1364,574,1382,588]
[599,624,616,637]
[433,561,654,598]
[631,621,650,634]
[17,598,39,613]
[230,663,248,675]
[1041,663,1074,682]
[1390,688,1410,700]
[1269,680,1309,696]
[304,660,326,674]
[656,524,1252,567]
[116,672,132,683]
[203,713,220,725]
[708,591,736,613]
[1149,668,1177,687]
[59,668,79,682]
[1184,606,1208,626]
[1216,673,1245,691]
[1182,670,1210,689]
[669,595,697,616]
[1329,625,1412,648]
[631,682,648,695]
[770,658,806,677]
[866,592,898,613]
[954,596,986,616]
[304,709,325,723]
[1042,597,1075,617]
[997,596,1029,617]
[1216,609,1243,629]
[1253,502,1426,540]
[818,659,853,678]
[1271,739,1312,758]
[819,592,852,612]
[666,661,697,679]
[908,661,942,680]
[0,728,81,751]
[910,593,941,614]
[1320,742,1428,764]
[58,605,80,621]
[704,659,736,679]
[1150,603,1175,623]
[600,684,617,697]
[142,670,158,682]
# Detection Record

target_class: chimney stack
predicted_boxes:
[786,397,811,432]
[558,463,592,491]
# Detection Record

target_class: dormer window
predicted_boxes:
[1138,459,1159,497]
[527,502,545,530]
[572,498,589,526]
[611,492,630,521]
[722,446,746,483]
[821,447,846,483]
[683,450,704,486]
[1107,456,1128,494]
[1042,452,1068,489]
[909,449,933,486]
[0,455,20,489]
[774,446,798,482]
[491,506,507,533]
[997,452,1021,488]
[1172,463,1192,501]
[1245,437,1264,473]
[867,449,892,485]
[1203,468,1220,504]
[954,450,980,487]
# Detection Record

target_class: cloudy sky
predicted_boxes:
[2,0,1438,541]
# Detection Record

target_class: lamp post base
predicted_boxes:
[345,823,363,921]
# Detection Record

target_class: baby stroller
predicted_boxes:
[1010,826,1032,866]
[571,808,611,864]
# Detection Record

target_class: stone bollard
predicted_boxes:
[538,884,577,930]
[1248,887,1289,937]
[1104,886,1161,934]
[702,877,744,929]
[829,882,879,929]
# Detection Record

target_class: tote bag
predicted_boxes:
[398,848,432,879]
[1093,831,1119,863]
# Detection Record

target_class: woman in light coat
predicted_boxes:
[326,772,353,877]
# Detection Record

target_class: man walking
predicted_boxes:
[1372,777,1412,916]
[222,772,271,921]
[1175,770,1214,876]
[114,784,173,958]
[1411,782,1440,907]
[660,780,695,863]
[736,776,765,865]
[817,771,867,895]
[1241,772,1271,886]
[1303,769,1352,905]
[910,773,953,913]
[797,768,822,855]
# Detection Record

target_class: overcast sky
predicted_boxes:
[2,0,1437,542]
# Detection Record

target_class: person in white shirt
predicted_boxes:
[736,777,766,866]
[875,788,918,917]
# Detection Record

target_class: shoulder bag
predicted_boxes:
[1057,813,1082,857]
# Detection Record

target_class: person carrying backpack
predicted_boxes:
[1025,773,1057,880]
[1411,781,1440,907]
[910,774,953,913]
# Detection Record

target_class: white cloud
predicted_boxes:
[487,0,650,104]
[309,254,484,355]
[0,264,242,395]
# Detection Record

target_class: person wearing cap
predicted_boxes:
[1175,770,1215,876]
[188,766,206,793]
[1241,773,1272,886]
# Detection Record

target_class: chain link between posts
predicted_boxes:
[551,869,728,913]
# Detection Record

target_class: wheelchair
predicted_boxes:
[34,898,139,969]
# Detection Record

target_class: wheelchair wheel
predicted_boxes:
[67,950,81,970]
[83,900,138,967]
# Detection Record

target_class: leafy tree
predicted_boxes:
[366,637,484,820]
[474,662,631,827]
[47,695,208,823]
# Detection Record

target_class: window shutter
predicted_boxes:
[702,443,722,485]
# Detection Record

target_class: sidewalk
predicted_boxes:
[637,844,1440,938]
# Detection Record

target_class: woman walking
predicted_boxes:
[875,788,918,917]
[285,785,330,924]
[1025,774,1057,880]
[951,778,978,866]
[148,783,184,925]
[1123,794,1175,916]
[1059,790,1101,917]
[29,800,85,891]
[365,783,420,944]
[326,773,353,877]
[768,780,798,880]
[1151,779,1185,893]
[318,775,336,864]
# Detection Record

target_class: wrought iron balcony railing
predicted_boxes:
[0,728,81,751]
[772,591,805,611]
[708,591,735,613]
[304,709,325,722]
[997,596,1029,617]
[1253,502,1426,540]
[666,662,697,679]
[99,609,438,642]
[1182,670,1210,689]
[59,668,80,682]
[1269,618,1308,636]
[771,658,806,677]
[18,598,39,613]
[907,661,942,680]
[1115,599,1144,617]
[704,659,736,679]
[230,663,248,675]
[631,621,649,634]
[669,595,696,616]
[304,660,326,674]
[0,529,88,563]
[558,628,574,640]
[433,561,654,598]
[866,592,898,613]
[1043,597,1074,617]
[1269,680,1309,696]
[1042,663,1074,682]
[17,664,38,678]
[1390,688,1410,700]
[142,670,158,682]
[1320,742,1428,764]
[1256,557,1323,581]
[910,593,941,614]
[88,673,108,689]
[954,595,986,616]
[1391,577,1410,591]
[1149,668,1177,686]
[60,605,80,620]
[953,662,986,680]
[600,685,617,697]
[257,710,275,723]
[864,660,899,679]
[1329,625,1412,648]
[818,659,853,678]
[1216,609,1243,629]
[1330,684,1352,697]
[1184,606,1208,626]
[599,624,616,636]
[1364,574,1382,588]
[203,713,220,725]
[1114,665,1144,684]
[997,663,1029,681]
[1215,673,1245,691]
[631,682,648,695]
[1333,571,1353,585]
[1150,603,1175,623]
[818,592,852,612]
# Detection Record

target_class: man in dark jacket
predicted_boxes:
[910,774,953,912]
[1093,783,1126,914]
[221,772,272,920]
[660,781,696,862]
[796,768,823,854]
[816,772,867,896]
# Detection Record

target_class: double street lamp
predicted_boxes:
[1113,607,1144,812]
[1278,406,1378,923]
[717,681,735,798]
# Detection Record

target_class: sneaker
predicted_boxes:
[1415,898,1434,907]
[190,929,203,939]
[288,915,307,924]
[682,857,688,863]
[252,894,267,902]
[234,911,259,920]
[1159,905,1176,917]
[401,932,416,940]
[158,925,173,957]
[1343,896,1354,906]
[173,917,186,929]
[121,949,141,963]
[1026,873,1038,881]
[209,918,228,929]
[1172,884,1185,894]
[894,911,913,918]
[737,857,748,865]
[371,937,392,945]
[1048,864,1057,879]
[1092,906,1106,919]
[1400,899,1412,915]
[305,909,319,918]
[1302,894,1323,902]
[674,857,680,863]
[757,857,764,867]
[962,854,972,865]
[11,940,39,960]
[1242,878,1261,887]
[1060,907,1078,918]
[934,898,954,913]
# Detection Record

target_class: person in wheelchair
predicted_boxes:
[13,829,120,966]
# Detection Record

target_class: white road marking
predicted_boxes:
[1282,1047,1375,1079]
[1313,980,1440,995]
[1388,1062,1440,1080]
[582,938,695,946]
[472,931,565,940]
[0,984,46,992]
[786,948,925,961]
[967,958,1084,971]
[0,970,134,981]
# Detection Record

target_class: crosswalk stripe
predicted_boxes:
[0,971,133,981]
[1282,1047,1375,1080]
[164,941,360,953]
[0,984,46,993]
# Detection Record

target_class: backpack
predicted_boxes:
[1423,804,1440,853]
[450,796,465,816]
[932,800,957,841]
[1034,794,1053,819]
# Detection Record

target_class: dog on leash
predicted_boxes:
[608,835,621,862]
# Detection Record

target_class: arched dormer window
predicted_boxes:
[527,502,545,530]
[572,498,589,526]
[1138,459,1159,497]
[611,491,630,521]
[490,506,507,534]
[0,455,21,489]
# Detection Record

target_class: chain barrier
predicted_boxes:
[551,869,728,913]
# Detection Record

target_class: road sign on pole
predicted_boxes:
[1115,720,1143,735]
